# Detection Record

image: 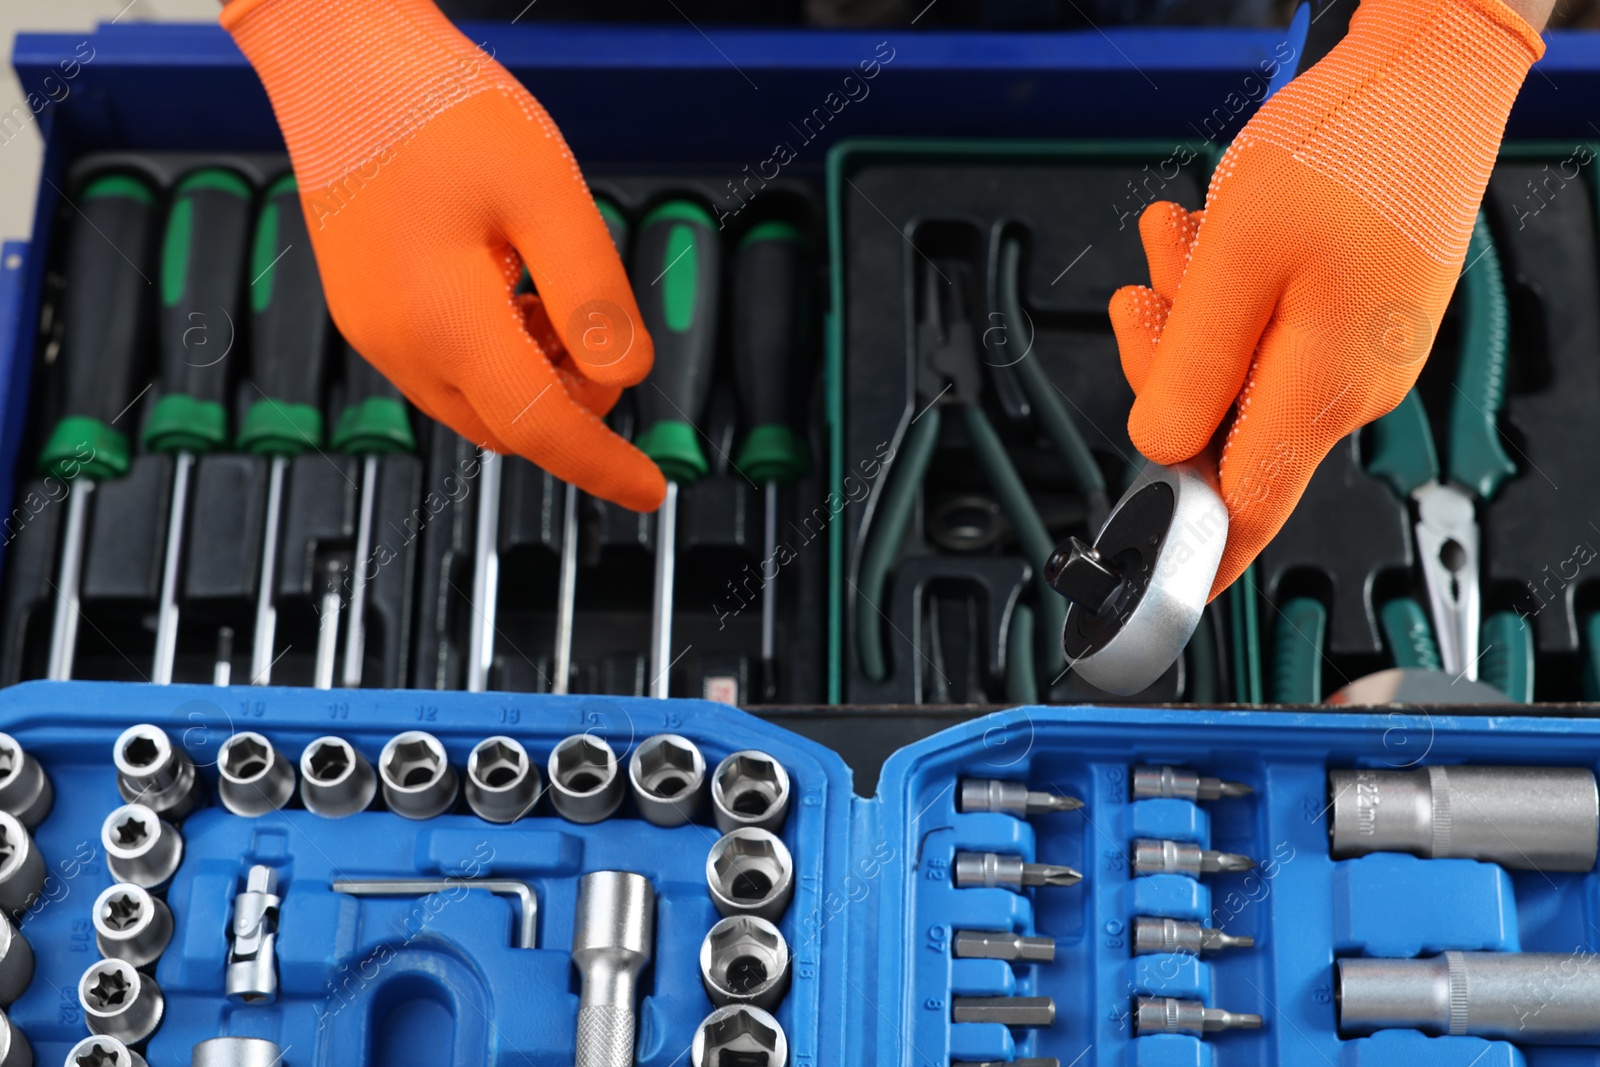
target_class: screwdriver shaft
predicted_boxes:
[760,480,777,691]
[250,456,287,685]
[551,481,579,695]
[152,450,195,685]
[213,626,234,686]
[648,481,680,699]
[314,560,342,690]
[467,449,502,692]
[340,453,378,688]
[46,480,94,681]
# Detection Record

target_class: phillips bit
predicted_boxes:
[960,779,1083,817]
[954,852,1081,890]
[1132,765,1253,801]
[1131,838,1254,878]
[1132,916,1254,956]
[1134,996,1263,1035]
[953,929,1055,962]
[952,996,1055,1028]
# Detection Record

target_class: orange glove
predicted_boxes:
[222,0,664,511]
[1109,0,1542,599]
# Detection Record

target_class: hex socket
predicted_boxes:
[712,750,791,833]
[692,1005,788,1067]
[629,734,705,827]
[707,828,795,921]
[218,732,296,817]
[0,812,44,914]
[93,883,173,968]
[701,914,791,1010]
[0,733,51,829]
[466,736,541,823]
[379,731,458,819]
[102,804,183,890]
[80,958,164,1045]
[1329,766,1599,871]
[299,736,377,818]
[65,1035,148,1067]
[191,1037,284,1067]
[0,916,30,1006]
[113,724,200,822]
[548,735,624,824]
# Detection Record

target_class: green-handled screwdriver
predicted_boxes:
[731,221,811,702]
[42,173,160,680]
[239,174,335,686]
[632,201,721,699]
[147,168,253,685]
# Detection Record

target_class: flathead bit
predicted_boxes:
[1134,996,1263,1035]
[960,778,1083,817]
[953,1060,1060,1067]
[1130,838,1255,879]
[952,996,1056,1028]
[1132,916,1254,956]
[954,851,1082,890]
[953,929,1056,962]
[1132,765,1253,802]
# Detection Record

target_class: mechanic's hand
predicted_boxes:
[223,0,663,511]
[1108,0,1542,599]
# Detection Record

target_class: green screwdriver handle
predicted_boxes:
[332,341,414,456]
[1366,388,1440,499]
[1446,212,1516,501]
[732,221,811,486]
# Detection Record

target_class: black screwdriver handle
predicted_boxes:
[156,168,252,411]
[732,221,811,485]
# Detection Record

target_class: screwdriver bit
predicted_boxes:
[953,929,1055,962]
[1131,838,1254,878]
[953,1060,1060,1067]
[960,778,1083,817]
[1132,917,1254,956]
[952,996,1055,1027]
[1132,765,1253,801]
[954,852,1082,890]
[1134,996,1263,1035]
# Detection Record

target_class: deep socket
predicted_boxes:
[1131,838,1254,878]
[466,736,541,823]
[960,779,1081,816]
[80,958,164,1044]
[102,804,182,890]
[113,724,201,821]
[953,852,1081,889]
[572,871,654,1067]
[548,735,624,824]
[1338,951,1600,1043]
[1134,996,1262,1034]
[1328,765,1599,871]
[299,736,377,817]
[1132,765,1251,801]
[1132,916,1253,955]
[379,731,458,819]
[218,732,296,817]
[65,1035,148,1067]
[0,812,44,913]
[0,733,51,828]
[629,734,705,827]
[93,883,172,968]
[707,828,795,921]
[191,1037,285,1067]
[692,1005,787,1067]
[226,865,281,1004]
[0,916,29,1006]
[711,750,791,833]
[952,929,1055,962]
[700,914,791,1009]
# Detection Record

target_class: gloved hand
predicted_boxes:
[222,0,664,511]
[1108,0,1543,599]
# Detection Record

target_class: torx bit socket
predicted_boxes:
[1134,996,1262,1035]
[379,730,458,819]
[573,871,654,1067]
[113,724,200,822]
[65,1035,147,1067]
[548,735,625,824]
[1132,765,1252,802]
[960,779,1082,817]
[952,929,1055,962]
[218,731,296,817]
[0,1011,24,1067]
[951,996,1056,1028]
[299,736,377,818]
[1131,838,1254,878]
[93,883,172,968]
[953,851,1081,890]
[0,917,28,1008]
[80,958,164,1044]
[0,733,50,829]
[0,813,42,916]
[692,1005,787,1067]
[466,736,541,823]
[1328,766,1599,872]
[629,734,705,827]
[1132,917,1254,956]
[102,804,182,890]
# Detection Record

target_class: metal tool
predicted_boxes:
[628,734,705,827]
[960,779,1081,817]
[692,1005,787,1067]
[80,958,164,1044]
[1339,951,1600,1044]
[113,724,201,822]
[226,865,280,1004]
[333,878,538,948]
[573,871,654,1067]
[0,916,28,1007]
[1324,666,1509,705]
[313,558,343,690]
[1132,917,1253,956]
[102,804,182,890]
[711,750,790,833]
[547,734,624,823]
[1328,765,1598,871]
[191,1037,285,1067]
[378,730,458,819]
[92,883,172,968]
[65,1036,147,1067]
[213,627,235,687]
[0,734,50,830]
[951,996,1055,1028]
[466,447,502,693]
[632,201,722,700]
[953,852,1081,890]
[700,914,790,1010]
[42,172,159,681]
[218,732,296,817]
[952,929,1054,962]
[1131,838,1254,878]
[465,735,541,823]
[1134,996,1262,1035]
[1132,766,1251,802]
[298,735,376,817]
[0,1011,22,1067]
[707,828,794,921]
[0,812,42,914]
[952,1060,1058,1067]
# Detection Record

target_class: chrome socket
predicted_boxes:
[0,1011,25,1067]
[299,736,377,818]
[113,724,200,822]
[547,735,624,824]
[379,731,458,819]
[707,828,794,921]
[0,812,44,914]
[0,915,31,1006]
[226,865,281,1005]
[192,1038,285,1067]
[93,883,173,968]
[465,736,541,823]
[80,958,164,1045]
[700,914,791,1010]
[65,1035,147,1067]
[0,733,51,829]
[218,732,296,817]
[102,804,183,891]
[711,750,791,833]
[692,1005,788,1067]
[572,870,654,1067]
[629,734,705,827]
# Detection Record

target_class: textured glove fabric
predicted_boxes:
[1108,0,1542,599]
[223,0,664,511]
